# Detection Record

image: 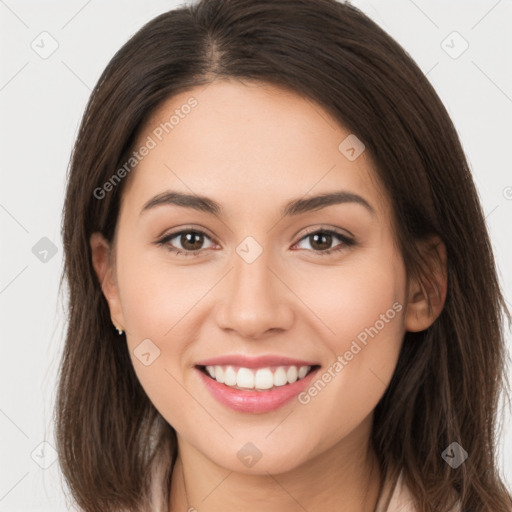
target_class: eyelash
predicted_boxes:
[156,227,355,258]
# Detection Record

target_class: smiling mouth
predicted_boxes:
[196,364,321,392]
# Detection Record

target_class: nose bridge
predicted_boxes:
[233,237,273,299]
[216,235,293,337]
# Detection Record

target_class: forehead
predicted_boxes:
[122,79,392,223]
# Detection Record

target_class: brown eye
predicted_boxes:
[157,229,215,256]
[294,229,355,256]
[308,232,333,251]
[178,231,205,251]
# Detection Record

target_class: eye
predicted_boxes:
[293,228,355,256]
[156,227,355,257]
[156,229,216,257]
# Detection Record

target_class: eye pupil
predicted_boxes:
[310,232,332,251]
[181,232,204,250]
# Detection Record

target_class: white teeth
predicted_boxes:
[205,364,313,390]
[236,367,254,389]
[287,366,298,384]
[298,366,309,379]
[273,367,287,386]
[224,366,237,386]
[255,368,274,389]
[214,366,224,383]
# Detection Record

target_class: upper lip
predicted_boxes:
[195,354,320,369]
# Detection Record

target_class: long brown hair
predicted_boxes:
[56,0,512,510]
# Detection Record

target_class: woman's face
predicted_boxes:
[94,79,418,474]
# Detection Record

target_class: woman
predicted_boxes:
[56,0,512,511]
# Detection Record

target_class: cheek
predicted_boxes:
[114,242,207,416]
[291,247,407,441]
[292,243,406,351]
[117,236,211,339]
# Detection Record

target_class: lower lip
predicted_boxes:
[196,366,320,414]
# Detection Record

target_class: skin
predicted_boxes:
[91,79,447,512]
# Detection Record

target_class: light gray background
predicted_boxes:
[0,0,511,510]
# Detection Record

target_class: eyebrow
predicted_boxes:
[140,190,375,217]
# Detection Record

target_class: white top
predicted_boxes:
[375,471,460,512]
[375,471,417,511]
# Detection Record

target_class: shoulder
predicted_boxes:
[375,471,461,512]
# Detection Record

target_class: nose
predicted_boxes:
[214,244,294,339]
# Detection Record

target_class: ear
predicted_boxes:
[90,232,125,331]
[404,235,447,333]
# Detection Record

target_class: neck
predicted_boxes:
[169,418,383,512]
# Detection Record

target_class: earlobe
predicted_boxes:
[90,232,125,330]
[404,236,447,333]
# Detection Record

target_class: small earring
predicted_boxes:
[114,324,124,335]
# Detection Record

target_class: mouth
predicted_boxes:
[195,363,320,392]
[194,357,322,413]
